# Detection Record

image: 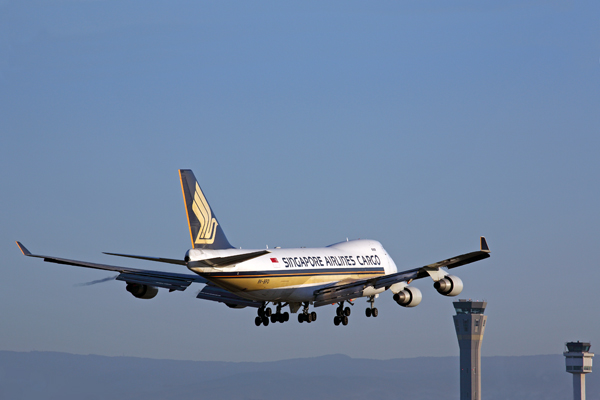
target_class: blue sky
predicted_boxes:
[1,0,599,362]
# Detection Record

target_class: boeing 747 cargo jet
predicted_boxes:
[16,169,490,326]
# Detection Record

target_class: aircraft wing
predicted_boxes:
[16,241,207,292]
[313,237,490,307]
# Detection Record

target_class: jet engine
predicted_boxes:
[433,275,463,296]
[393,287,422,307]
[126,283,158,299]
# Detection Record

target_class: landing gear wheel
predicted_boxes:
[298,313,304,323]
[366,308,372,317]
[334,316,341,326]
[372,308,378,317]
[306,313,312,323]
[262,316,269,326]
[265,307,272,317]
[271,314,278,323]
[311,311,317,322]
[344,307,351,316]
[283,312,289,322]
[342,316,349,326]
[255,316,262,326]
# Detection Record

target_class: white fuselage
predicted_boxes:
[186,239,398,303]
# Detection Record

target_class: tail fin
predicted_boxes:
[179,169,234,249]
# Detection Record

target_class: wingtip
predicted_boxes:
[480,236,490,252]
[16,241,32,256]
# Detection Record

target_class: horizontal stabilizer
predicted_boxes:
[189,250,270,268]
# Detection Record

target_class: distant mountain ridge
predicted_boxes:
[0,351,597,400]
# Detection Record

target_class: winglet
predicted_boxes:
[16,241,32,256]
[480,237,490,252]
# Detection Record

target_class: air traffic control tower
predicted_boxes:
[564,341,594,400]
[453,300,487,400]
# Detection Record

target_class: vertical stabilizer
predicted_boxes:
[179,169,233,249]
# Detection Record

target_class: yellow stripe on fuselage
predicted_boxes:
[204,271,385,293]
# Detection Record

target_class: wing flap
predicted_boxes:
[116,272,195,291]
[103,253,186,265]
[313,285,365,307]
[196,284,263,308]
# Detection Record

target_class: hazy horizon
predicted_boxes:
[1,351,596,400]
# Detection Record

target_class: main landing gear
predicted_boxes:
[298,302,317,323]
[254,303,290,326]
[271,303,290,324]
[365,295,378,318]
[333,302,351,326]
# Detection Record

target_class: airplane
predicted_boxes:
[16,169,490,327]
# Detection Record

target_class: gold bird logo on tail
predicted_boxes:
[192,182,218,244]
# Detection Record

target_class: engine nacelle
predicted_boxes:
[393,287,422,307]
[433,275,463,296]
[126,283,158,299]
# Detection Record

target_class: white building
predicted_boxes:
[564,341,594,400]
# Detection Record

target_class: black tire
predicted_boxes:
[271,314,278,323]
[334,316,340,326]
[342,316,349,326]
[283,312,289,322]
[265,307,272,317]
[255,316,262,326]
[311,312,317,321]
[344,307,351,317]
[298,313,304,323]
[262,316,269,326]
[336,307,343,317]
[366,308,372,317]
[306,313,312,323]
[372,308,378,317]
